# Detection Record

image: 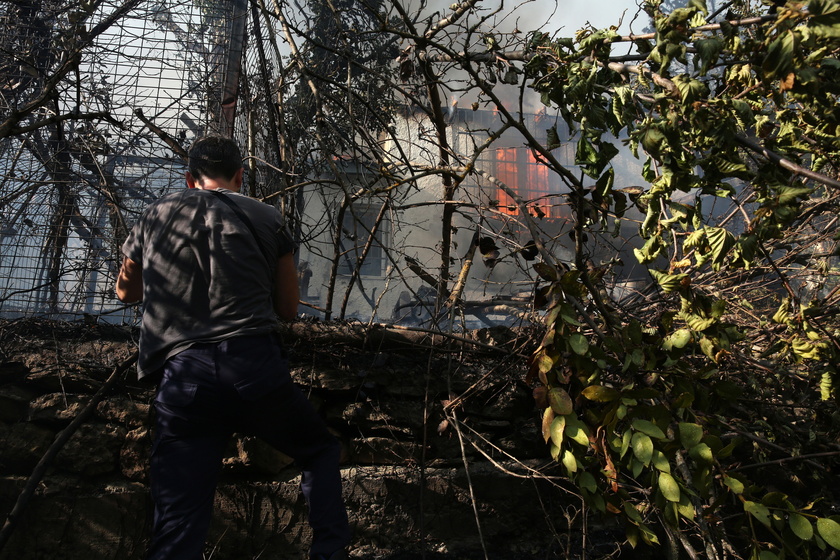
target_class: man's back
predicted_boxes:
[122,188,294,380]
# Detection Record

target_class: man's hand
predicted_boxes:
[273,253,300,320]
[116,257,143,302]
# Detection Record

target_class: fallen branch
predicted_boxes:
[280,320,533,355]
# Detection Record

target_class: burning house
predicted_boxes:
[295,103,645,328]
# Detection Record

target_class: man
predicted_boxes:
[116,135,350,560]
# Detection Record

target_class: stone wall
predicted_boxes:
[0,320,605,560]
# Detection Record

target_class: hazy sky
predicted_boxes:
[415,0,647,39]
[543,0,647,36]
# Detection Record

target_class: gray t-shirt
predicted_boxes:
[122,188,296,381]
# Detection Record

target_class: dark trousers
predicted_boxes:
[146,334,350,560]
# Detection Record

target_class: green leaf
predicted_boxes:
[624,500,644,524]
[677,494,695,520]
[712,155,748,176]
[560,270,586,298]
[565,415,591,446]
[638,521,660,545]
[578,471,598,492]
[596,167,615,198]
[821,371,834,401]
[652,449,671,473]
[809,0,840,38]
[732,234,758,268]
[673,74,709,105]
[568,333,590,355]
[631,455,644,478]
[641,126,667,158]
[688,0,708,15]
[536,348,559,374]
[678,422,704,448]
[689,442,714,464]
[610,86,635,127]
[772,297,792,324]
[705,226,735,268]
[626,320,643,345]
[732,99,755,130]
[723,475,744,494]
[777,185,813,204]
[587,492,606,513]
[663,328,692,351]
[659,472,681,502]
[575,136,599,166]
[791,337,819,360]
[549,387,574,415]
[744,500,772,527]
[817,518,840,549]
[634,234,666,264]
[762,30,797,81]
[694,37,723,75]
[608,432,623,452]
[550,415,566,448]
[672,391,694,409]
[562,449,578,473]
[650,270,688,293]
[700,336,716,360]
[789,513,814,541]
[581,385,620,402]
[760,491,792,510]
[632,418,667,440]
[620,429,632,458]
[631,432,654,465]
[583,141,619,178]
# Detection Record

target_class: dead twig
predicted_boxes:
[729,451,840,472]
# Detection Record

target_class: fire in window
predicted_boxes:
[494,147,556,218]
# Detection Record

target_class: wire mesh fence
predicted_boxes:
[0,0,545,328]
[0,0,254,323]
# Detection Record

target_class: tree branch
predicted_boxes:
[734,135,840,191]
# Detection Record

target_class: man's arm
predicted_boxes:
[116,256,143,303]
[273,252,300,320]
